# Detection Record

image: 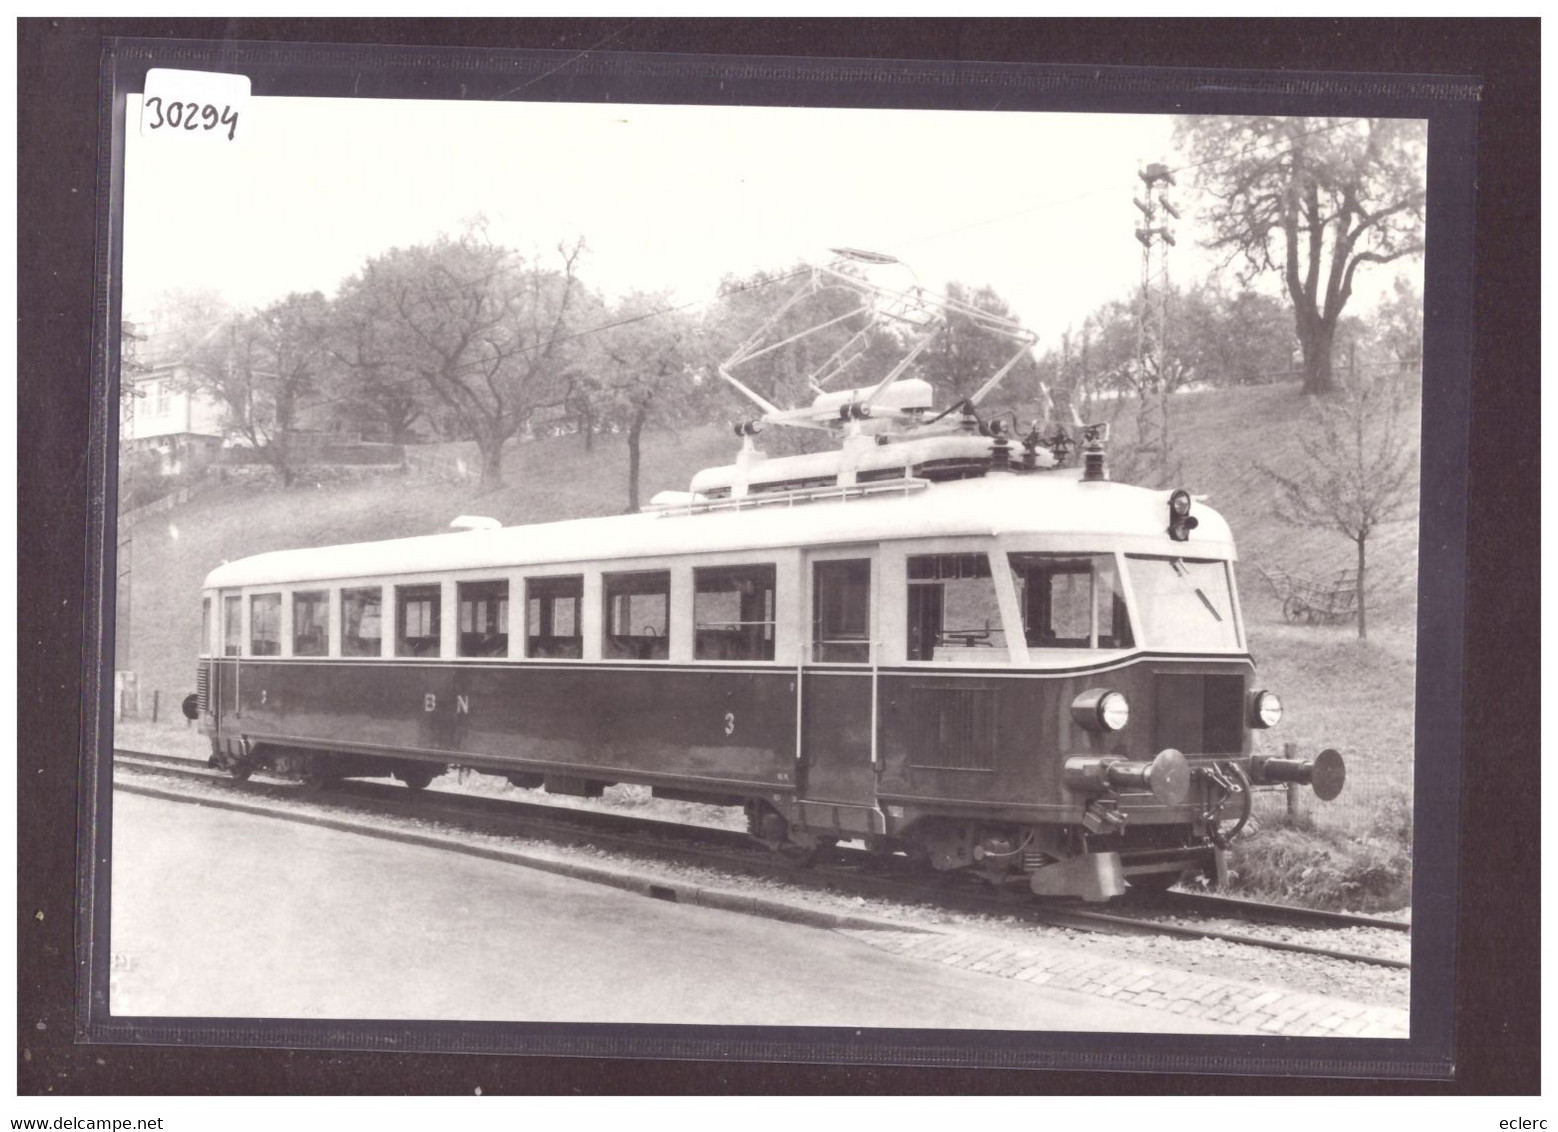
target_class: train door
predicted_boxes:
[215,590,242,724]
[798,552,880,832]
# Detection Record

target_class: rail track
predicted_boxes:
[1129,889,1411,934]
[112,748,1410,971]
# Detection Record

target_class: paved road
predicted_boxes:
[110,791,1235,1031]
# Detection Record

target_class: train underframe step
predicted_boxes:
[1025,844,1227,901]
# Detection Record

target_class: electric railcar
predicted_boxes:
[184,423,1345,901]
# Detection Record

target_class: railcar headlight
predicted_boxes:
[1100,692,1130,730]
[1251,689,1283,728]
[1167,488,1199,541]
[1072,688,1130,732]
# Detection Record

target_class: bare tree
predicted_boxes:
[1175,116,1426,394]
[358,231,591,489]
[592,292,699,512]
[1261,369,1418,639]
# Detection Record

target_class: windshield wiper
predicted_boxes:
[1170,558,1224,623]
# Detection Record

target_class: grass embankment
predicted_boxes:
[1226,806,1413,913]
[119,382,1421,910]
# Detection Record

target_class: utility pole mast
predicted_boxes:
[1133,162,1179,484]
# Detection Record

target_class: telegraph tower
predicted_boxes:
[1133,162,1179,483]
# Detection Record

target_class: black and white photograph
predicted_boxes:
[76,41,1483,1079]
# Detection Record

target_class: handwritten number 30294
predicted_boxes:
[146,96,239,141]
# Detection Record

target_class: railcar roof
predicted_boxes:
[202,470,1236,589]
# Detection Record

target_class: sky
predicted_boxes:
[122,96,1419,356]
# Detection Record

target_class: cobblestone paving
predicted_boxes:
[841,928,1409,1038]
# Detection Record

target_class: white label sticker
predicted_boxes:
[140,68,251,144]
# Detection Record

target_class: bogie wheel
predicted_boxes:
[302,771,342,792]
[396,768,435,792]
[228,762,253,783]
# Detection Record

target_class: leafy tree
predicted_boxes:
[910,281,1041,415]
[1078,296,1152,398]
[1049,279,1300,401]
[1261,369,1418,639]
[355,231,591,488]
[326,273,432,446]
[1174,116,1426,394]
[1370,276,1424,372]
[1178,284,1295,387]
[185,292,333,486]
[590,293,700,511]
[1042,281,1296,485]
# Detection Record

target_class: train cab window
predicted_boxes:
[292,590,329,657]
[341,587,383,657]
[694,564,776,661]
[201,598,211,655]
[906,554,1008,662]
[458,580,509,658]
[1125,556,1239,650]
[222,595,241,656]
[812,559,871,663]
[1008,553,1133,650]
[526,575,583,659]
[603,571,670,661]
[249,593,282,656]
[396,585,442,657]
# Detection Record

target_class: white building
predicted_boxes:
[122,319,226,475]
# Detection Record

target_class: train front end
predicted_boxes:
[1007,474,1346,901]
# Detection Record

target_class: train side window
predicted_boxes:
[603,571,670,661]
[341,587,383,657]
[222,595,241,656]
[812,559,871,663]
[293,590,329,657]
[906,554,1007,661]
[1008,553,1134,649]
[525,575,583,659]
[694,564,776,661]
[249,593,282,656]
[458,580,509,658]
[396,584,442,658]
[201,598,211,655]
